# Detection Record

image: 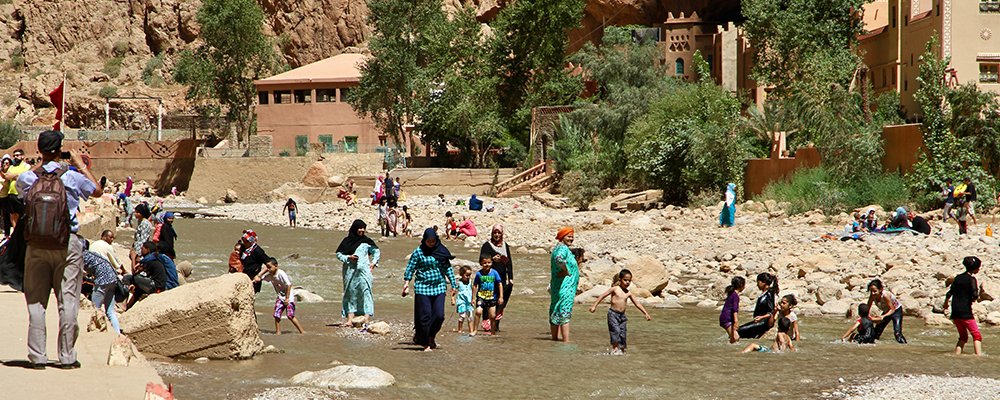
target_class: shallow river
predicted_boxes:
[164,218,1000,399]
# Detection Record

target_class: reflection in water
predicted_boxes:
[165,218,1000,399]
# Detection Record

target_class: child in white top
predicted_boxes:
[255,258,305,335]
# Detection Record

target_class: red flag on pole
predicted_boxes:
[48,80,64,131]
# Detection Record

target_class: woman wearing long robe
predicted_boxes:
[719,183,736,227]
[549,227,579,342]
[402,228,456,351]
[480,224,513,330]
[336,220,380,325]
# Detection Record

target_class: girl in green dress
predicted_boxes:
[549,227,579,342]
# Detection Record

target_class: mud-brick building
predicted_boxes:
[254,53,386,155]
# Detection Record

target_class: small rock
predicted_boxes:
[197,197,208,204]
[224,189,239,203]
[351,316,366,328]
[107,335,143,367]
[518,288,535,296]
[293,287,325,303]
[286,253,301,260]
[696,300,717,308]
[367,321,391,335]
[195,357,209,363]
[258,345,283,354]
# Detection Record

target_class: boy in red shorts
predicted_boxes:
[943,256,983,356]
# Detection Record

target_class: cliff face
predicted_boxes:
[0,0,737,130]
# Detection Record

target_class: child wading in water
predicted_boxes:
[842,303,877,344]
[866,279,907,343]
[471,256,504,336]
[588,269,652,355]
[720,276,745,343]
[254,258,305,335]
[451,266,474,334]
[742,317,796,353]
[777,294,801,340]
[943,256,984,356]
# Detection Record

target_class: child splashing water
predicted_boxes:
[742,317,796,354]
[719,276,745,343]
[842,303,877,344]
[866,279,908,344]
[588,269,652,355]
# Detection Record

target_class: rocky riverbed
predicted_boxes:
[198,195,1000,329]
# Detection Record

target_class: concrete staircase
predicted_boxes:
[347,168,516,196]
[494,161,554,198]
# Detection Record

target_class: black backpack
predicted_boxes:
[24,166,71,250]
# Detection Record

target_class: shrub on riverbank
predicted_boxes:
[758,167,910,215]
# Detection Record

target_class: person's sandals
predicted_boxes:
[56,361,81,370]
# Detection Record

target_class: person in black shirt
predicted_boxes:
[907,211,931,235]
[943,256,983,356]
[962,177,977,217]
[239,229,270,293]
[126,241,168,310]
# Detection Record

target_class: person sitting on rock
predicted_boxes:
[888,207,910,229]
[907,210,932,235]
[456,215,477,239]
[125,241,167,310]
[862,209,878,232]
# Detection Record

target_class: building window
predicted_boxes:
[981,1,1000,13]
[316,89,337,102]
[319,135,334,152]
[258,91,269,105]
[338,88,352,102]
[343,136,358,153]
[675,58,685,75]
[274,90,291,104]
[981,63,1000,83]
[294,89,311,104]
[295,135,309,155]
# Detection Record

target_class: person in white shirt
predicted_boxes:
[254,258,305,335]
[90,229,126,274]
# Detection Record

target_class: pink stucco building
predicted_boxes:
[254,53,386,155]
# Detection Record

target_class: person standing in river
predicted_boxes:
[736,273,779,339]
[239,229,270,294]
[549,227,579,342]
[402,228,456,351]
[336,220,380,326]
[283,198,298,228]
[480,224,513,331]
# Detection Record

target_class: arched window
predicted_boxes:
[675,58,685,75]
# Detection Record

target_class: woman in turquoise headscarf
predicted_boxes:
[719,183,736,227]
[336,219,380,325]
[549,226,579,342]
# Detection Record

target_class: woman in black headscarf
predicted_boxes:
[336,220,380,325]
[480,224,513,330]
[402,228,456,351]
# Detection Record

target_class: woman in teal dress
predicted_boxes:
[719,182,736,227]
[336,219,380,325]
[549,226,579,342]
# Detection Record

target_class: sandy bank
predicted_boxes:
[0,286,163,399]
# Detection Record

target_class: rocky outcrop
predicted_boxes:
[119,273,264,360]
[290,365,396,389]
[302,161,332,188]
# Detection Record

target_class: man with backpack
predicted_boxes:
[16,130,102,370]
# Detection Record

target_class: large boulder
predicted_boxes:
[119,273,263,360]
[624,255,670,296]
[290,365,396,389]
[302,161,332,188]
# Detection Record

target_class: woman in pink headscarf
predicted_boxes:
[372,175,385,205]
[480,224,513,330]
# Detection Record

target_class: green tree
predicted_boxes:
[173,0,281,144]
[740,0,867,94]
[908,36,996,209]
[0,119,22,149]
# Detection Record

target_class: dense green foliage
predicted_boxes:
[174,0,281,144]
[760,167,910,215]
[351,0,584,166]
[740,0,867,94]
[907,37,998,210]
[0,119,22,149]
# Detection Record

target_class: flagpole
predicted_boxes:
[60,73,66,132]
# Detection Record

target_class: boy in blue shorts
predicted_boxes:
[471,256,504,336]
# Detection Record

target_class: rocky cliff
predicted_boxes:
[0,0,738,130]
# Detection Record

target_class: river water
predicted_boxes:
[164,218,1000,399]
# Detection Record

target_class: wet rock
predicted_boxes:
[367,321,391,335]
[119,273,264,360]
[290,365,396,389]
[293,287,324,303]
[259,345,283,354]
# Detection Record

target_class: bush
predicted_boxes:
[278,150,291,157]
[103,57,123,78]
[98,85,118,99]
[142,54,165,87]
[0,119,22,149]
[560,170,602,211]
[758,167,911,215]
[112,41,129,58]
[9,47,24,70]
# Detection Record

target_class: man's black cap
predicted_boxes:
[38,130,63,154]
